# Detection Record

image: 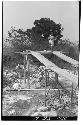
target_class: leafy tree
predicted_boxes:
[6,27,32,52]
[33,18,63,45]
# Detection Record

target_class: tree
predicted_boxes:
[3,27,32,67]
[32,18,63,45]
[6,27,32,51]
[5,18,63,52]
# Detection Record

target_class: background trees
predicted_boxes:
[33,18,63,45]
[3,18,79,67]
[5,18,63,51]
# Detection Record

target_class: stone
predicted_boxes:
[37,106,49,112]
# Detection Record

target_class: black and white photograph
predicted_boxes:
[2,1,79,121]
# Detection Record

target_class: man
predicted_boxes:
[48,34,54,51]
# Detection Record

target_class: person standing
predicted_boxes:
[48,34,54,51]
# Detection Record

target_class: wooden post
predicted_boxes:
[27,58,30,89]
[47,71,49,86]
[45,69,47,107]
[24,55,26,87]
[52,72,58,89]
[55,72,58,84]
[55,72,61,104]
[41,68,44,79]
[19,71,21,85]
[71,82,73,105]
[58,89,61,104]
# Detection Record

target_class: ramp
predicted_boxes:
[53,51,78,67]
[30,51,78,86]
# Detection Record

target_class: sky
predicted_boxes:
[3,1,79,42]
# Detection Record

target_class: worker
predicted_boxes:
[48,34,54,51]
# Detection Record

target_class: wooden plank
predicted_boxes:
[37,50,69,54]
[37,50,52,54]
[53,51,78,67]
[15,51,31,55]
[30,51,78,86]
[6,89,64,91]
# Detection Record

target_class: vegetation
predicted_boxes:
[2,18,79,117]
[3,18,79,68]
[33,18,63,43]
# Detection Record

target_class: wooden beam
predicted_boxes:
[15,50,69,55]
[15,51,31,55]
[6,89,64,91]
[37,50,52,54]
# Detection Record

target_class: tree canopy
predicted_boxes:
[33,18,63,45]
